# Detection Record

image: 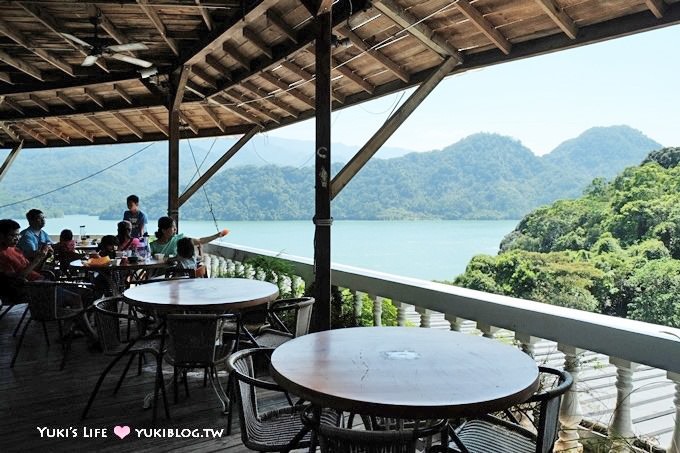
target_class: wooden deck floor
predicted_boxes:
[0,305,281,453]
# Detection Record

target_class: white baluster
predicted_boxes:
[515,333,539,358]
[202,254,212,278]
[415,307,433,328]
[668,372,680,453]
[370,295,382,327]
[396,301,409,327]
[444,314,465,332]
[477,322,499,339]
[555,345,584,453]
[351,291,362,326]
[608,358,637,452]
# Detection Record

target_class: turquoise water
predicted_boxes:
[24,215,518,281]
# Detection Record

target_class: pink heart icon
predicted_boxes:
[113,425,131,440]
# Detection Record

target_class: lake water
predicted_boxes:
[26,215,518,281]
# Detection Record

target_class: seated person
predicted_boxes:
[116,221,140,253]
[17,208,53,264]
[150,216,228,257]
[0,219,97,343]
[53,229,82,270]
[94,235,118,259]
[172,237,206,278]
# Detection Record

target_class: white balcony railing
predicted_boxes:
[203,242,680,453]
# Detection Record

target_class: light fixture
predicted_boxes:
[331,34,351,48]
[139,66,158,79]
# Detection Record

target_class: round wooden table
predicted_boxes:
[70,258,171,295]
[122,277,279,312]
[271,327,539,419]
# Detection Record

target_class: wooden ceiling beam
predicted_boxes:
[205,55,232,80]
[191,66,219,89]
[18,2,109,73]
[373,0,464,60]
[222,41,251,70]
[85,116,118,141]
[200,103,225,132]
[0,123,20,142]
[196,0,214,31]
[84,88,105,108]
[300,0,333,16]
[0,96,25,115]
[240,80,299,118]
[267,10,298,44]
[0,17,76,76]
[0,140,23,181]
[455,0,511,55]
[136,0,180,55]
[646,0,666,18]
[62,119,94,143]
[243,27,273,59]
[14,123,47,145]
[113,84,133,104]
[258,71,315,108]
[90,6,129,45]
[186,80,208,98]
[112,112,144,138]
[279,60,345,103]
[172,65,191,112]
[0,49,43,81]
[210,96,263,126]
[0,72,12,84]
[534,0,578,39]
[223,90,282,123]
[307,46,375,94]
[0,72,141,97]
[337,26,409,83]
[28,94,49,113]
[56,91,76,110]
[178,111,199,134]
[140,110,169,136]
[34,119,70,143]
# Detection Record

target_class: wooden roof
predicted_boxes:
[0,0,679,149]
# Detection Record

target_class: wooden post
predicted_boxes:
[167,66,189,225]
[312,9,333,332]
[0,140,23,183]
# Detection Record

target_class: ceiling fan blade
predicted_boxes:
[81,55,100,67]
[108,53,154,68]
[106,42,148,52]
[61,33,93,49]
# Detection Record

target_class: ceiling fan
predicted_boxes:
[61,14,153,68]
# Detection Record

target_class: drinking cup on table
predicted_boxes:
[154,253,165,262]
[116,251,125,258]
[114,258,121,266]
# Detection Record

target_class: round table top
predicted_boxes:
[271,327,539,419]
[123,277,279,312]
[69,258,169,271]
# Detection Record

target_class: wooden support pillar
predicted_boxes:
[167,66,190,225]
[330,57,459,199]
[178,126,260,206]
[313,9,333,332]
[0,140,23,183]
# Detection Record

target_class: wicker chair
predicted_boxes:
[81,296,168,421]
[430,367,573,453]
[164,313,240,413]
[227,347,340,452]
[252,297,315,348]
[303,406,446,453]
[10,280,92,370]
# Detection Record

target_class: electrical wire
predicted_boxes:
[0,142,157,209]
[186,139,220,232]
[182,137,218,191]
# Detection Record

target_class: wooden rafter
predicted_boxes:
[240,80,299,118]
[136,0,180,55]
[646,0,666,18]
[113,84,133,104]
[18,2,109,73]
[337,26,409,83]
[534,0,578,39]
[28,94,49,112]
[258,72,315,109]
[84,88,105,108]
[205,55,232,79]
[0,140,23,182]
[373,0,464,60]
[267,10,298,44]
[200,103,225,131]
[178,111,199,134]
[223,90,281,123]
[62,119,94,142]
[210,96,263,126]
[85,116,118,141]
[0,49,43,81]
[0,72,11,84]
[243,27,273,59]
[195,0,214,30]
[0,96,25,115]
[300,0,333,16]
[0,72,141,97]
[35,120,70,143]
[455,0,511,55]
[0,17,75,76]
[15,122,47,145]
[56,91,76,110]
[191,67,219,89]
[332,56,374,94]
[91,6,129,45]
[113,112,144,138]
[222,41,250,70]
[186,81,208,98]
[140,110,169,136]
[0,122,20,142]
[172,65,191,112]
[280,60,345,103]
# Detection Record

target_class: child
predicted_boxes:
[123,194,148,239]
[175,237,206,278]
[53,229,82,269]
[95,235,118,259]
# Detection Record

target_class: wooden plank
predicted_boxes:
[240,80,299,118]
[259,72,315,108]
[267,9,298,44]
[0,49,43,81]
[280,60,345,103]
[178,125,259,206]
[222,90,281,123]
[243,27,273,59]
[62,118,94,142]
[84,88,105,108]
[178,111,199,134]
[331,57,459,199]
[0,72,12,84]
[222,41,250,70]
[308,45,376,94]
[0,17,75,76]
[186,80,208,98]
[85,116,118,141]
[137,0,180,55]
[28,94,49,113]
[141,110,169,136]
[534,0,578,39]
[172,65,191,112]
[373,0,464,60]
[14,122,47,145]
[114,84,133,104]
[210,97,263,126]
[56,91,76,110]
[35,120,70,143]
[113,112,144,138]
[0,139,22,182]
[191,66,219,89]
[205,55,231,80]
[455,0,512,55]
[1,96,25,115]
[196,0,214,31]
[646,0,666,18]
[200,103,225,132]
[337,26,409,83]
[94,6,130,45]
[0,122,20,142]
[0,72,140,97]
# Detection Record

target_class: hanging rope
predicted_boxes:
[186,138,220,233]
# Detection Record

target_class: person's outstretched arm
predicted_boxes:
[191,229,229,246]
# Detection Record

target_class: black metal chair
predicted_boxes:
[81,296,168,421]
[164,312,240,413]
[252,297,315,348]
[430,367,573,453]
[226,347,340,452]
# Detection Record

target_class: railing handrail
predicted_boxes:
[205,241,680,374]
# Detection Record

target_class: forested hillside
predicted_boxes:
[453,147,680,328]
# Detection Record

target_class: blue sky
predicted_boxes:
[266,24,680,156]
